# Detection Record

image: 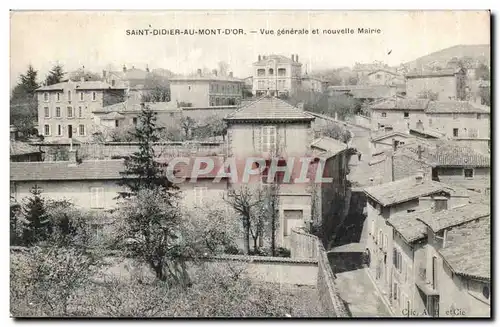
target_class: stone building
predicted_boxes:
[36,80,126,142]
[405,68,467,101]
[252,54,302,97]
[169,70,244,108]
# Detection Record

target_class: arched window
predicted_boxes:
[268,68,274,75]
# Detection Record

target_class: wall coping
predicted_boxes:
[202,254,318,264]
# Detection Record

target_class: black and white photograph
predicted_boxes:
[9,10,491,318]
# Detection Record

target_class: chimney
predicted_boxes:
[258,55,261,61]
[291,54,295,61]
[102,70,107,80]
[197,68,202,76]
[296,102,304,110]
[392,139,398,152]
[415,169,425,184]
[123,65,127,72]
[295,54,299,62]
[146,65,150,73]
[229,71,233,78]
[80,76,85,82]
[212,69,218,77]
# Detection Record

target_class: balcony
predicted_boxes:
[415,267,439,296]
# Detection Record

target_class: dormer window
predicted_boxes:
[268,68,274,75]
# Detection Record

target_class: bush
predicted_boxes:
[276,247,291,258]
[224,245,243,255]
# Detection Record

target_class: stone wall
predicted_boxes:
[289,228,351,317]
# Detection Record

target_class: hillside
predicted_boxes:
[405,44,490,70]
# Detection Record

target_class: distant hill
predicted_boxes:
[405,44,490,70]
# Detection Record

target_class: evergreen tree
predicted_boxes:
[119,104,176,197]
[45,64,66,86]
[10,65,40,137]
[19,65,40,94]
[22,185,51,245]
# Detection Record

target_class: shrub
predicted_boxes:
[276,247,291,258]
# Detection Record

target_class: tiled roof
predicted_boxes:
[363,176,449,207]
[417,203,490,233]
[330,242,366,253]
[310,137,348,155]
[439,218,490,280]
[409,128,445,139]
[371,131,411,142]
[10,160,127,181]
[10,157,226,182]
[425,101,490,114]
[101,112,126,120]
[405,68,462,78]
[397,141,490,167]
[387,210,430,243]
[10,141,41,156]
[370,98,430,110]
[367,69,399,76]
[36,81,126,92]
[225,96,315,122]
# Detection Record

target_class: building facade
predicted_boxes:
[36,80,126,142]
[169,71,244,108]
[405,68,467,101]
[252,54,302,97]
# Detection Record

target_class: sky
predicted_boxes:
[10,10,490,87]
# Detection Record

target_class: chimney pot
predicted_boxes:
[229,71,233,78]
[212,69,218,77]
[197,69,202,76]
[123,65,127,73]
[291,54,295,61]
[258,55,261,61]
[295,54,299,62]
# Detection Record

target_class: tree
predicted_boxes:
[45,64,66,86]
[476,63,490,80]
[10,200,21,245]
[479,87,491,106]
[417,89,439,101]
[69,69,102,82]
[327,94,360,120]
[119,104,173,197]
[142,75,170,102]
[116,187,188,285]
[179,116,197,140]
[21,185,51,245]
[318,121,352,144]
[10,65,40,137]
[224,186,260,254]
[192,114,227,140]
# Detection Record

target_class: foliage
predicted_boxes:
[317,121,352,144]
[119,104,173,196]
[10,246,103,317]
[141,75,170,102]
[217,61,230,76]
[114,188,187,285]
[417,89,439,101]
[179,116,197,140]
[182,204,241,255]
[10,65,39,137]
[21,185,51,246]
[69,69,102,82]
[475,63,490,80]
[45,64,66,86]
[192,114,227,140]
[109,125,138,142]
[10,201,22,245]
[479,86,490,106]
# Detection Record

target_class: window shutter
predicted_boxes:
[278,125,286,153]
[393,248,397,266]
[90,188,97,208]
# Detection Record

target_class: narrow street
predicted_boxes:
[334,268,392,317]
